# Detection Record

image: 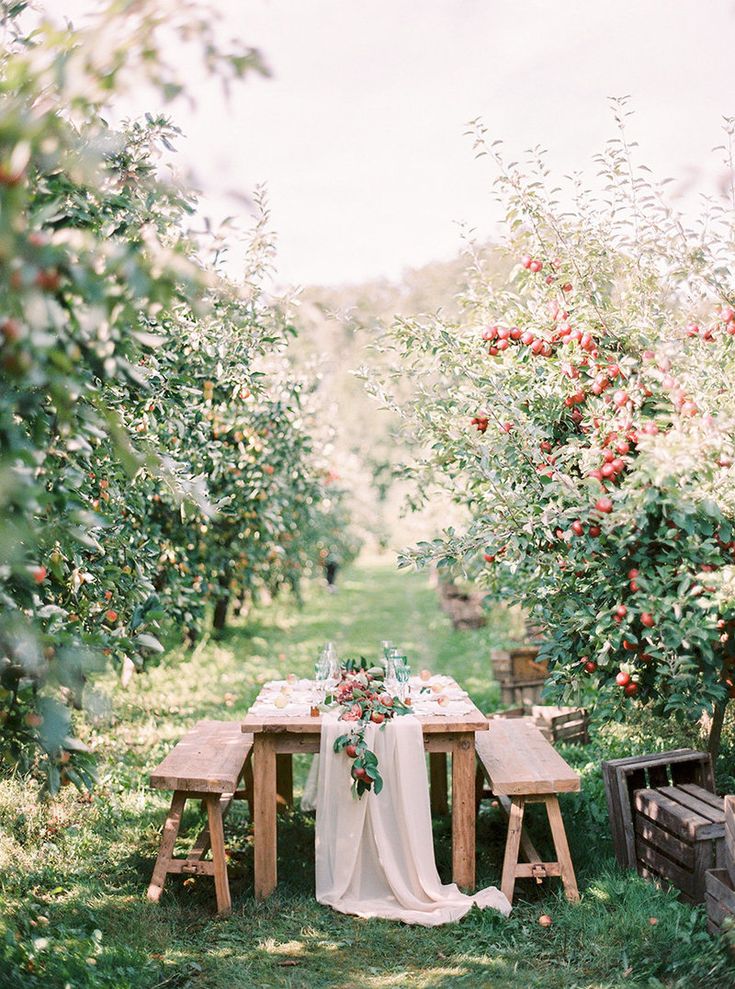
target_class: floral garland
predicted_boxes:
[331,658,411,797]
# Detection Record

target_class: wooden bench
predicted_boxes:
[147,720,253,915]
[475,718,581,904]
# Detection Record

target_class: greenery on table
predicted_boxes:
[1,558,733,989]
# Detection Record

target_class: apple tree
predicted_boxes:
[377,104,735,752]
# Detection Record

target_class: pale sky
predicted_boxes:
[57,1,735,286]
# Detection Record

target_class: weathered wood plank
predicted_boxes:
[706,867,735,913]
[150,721,253,793]
[500,797,525,904]
[545,793,580,902]
[602,760,628,868]
[725,795,735,887]
[451,733,476,891]
[253,733,278,901]
[677,784,725,813]
[147,792,186,903]
[430,752,449,816]
[475,720,580,796]
[656,786,725,828]
[635,837,698,897]
[634,816,695,868]
[634,788,721,840]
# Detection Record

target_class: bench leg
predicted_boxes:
[430,752,449,816]
[206,794,232,915]
[242,752,254,819]
[544,795,579,902]
[148,791,186,903]
[500,796,525,904]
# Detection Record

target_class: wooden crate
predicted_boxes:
[706,868,735,936]
[634,785,725,903]
[438,581,486,629]
[726,795,735,887]
[602,749,715,869]
[531,706,589,745]
[492,647,548,707]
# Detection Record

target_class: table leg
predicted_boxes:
[276,753,293,812]
[430,752,449,816]
[253,734,278,900]
[451,732,476,891]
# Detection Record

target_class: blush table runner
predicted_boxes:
[315,712,511,925]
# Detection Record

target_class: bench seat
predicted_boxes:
[475,718,581,904]
[147,720,253,915]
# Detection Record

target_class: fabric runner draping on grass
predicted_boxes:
[315,712,511,925]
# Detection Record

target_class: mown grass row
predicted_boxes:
[1,558,733,988]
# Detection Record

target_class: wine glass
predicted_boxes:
[325,642,340,686]
[394,654,410,702]
[385,645,400,691]
[315,651,330,703]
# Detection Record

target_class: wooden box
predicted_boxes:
[602,749,715,869]
[531,706,589,745]
[634,785,725,903]
[726,795,735,887]
[491,647,548,707]
[705,868,735,936]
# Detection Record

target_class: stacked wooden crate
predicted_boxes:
[492,705,589,745]
[705,795,735,936]
[633,784,725,903]
[491,646,548,707]
[602,749,715,872]
[437,580,486,630]
[531,705,590,745]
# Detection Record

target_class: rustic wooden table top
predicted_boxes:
[241,677,489,734]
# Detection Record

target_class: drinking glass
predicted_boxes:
[324,641,340,688]
[385,645,401,691]
[315,651,330,703]
[394,655,410,701]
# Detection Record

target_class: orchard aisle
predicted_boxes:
[1,555,726,989]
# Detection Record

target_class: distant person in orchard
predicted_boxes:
[322,548,340,593]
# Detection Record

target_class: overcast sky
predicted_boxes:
[59,1,735,287]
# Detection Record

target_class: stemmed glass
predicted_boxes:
[314,651,330,704]
[325,641,340,689]
[393,654,410,702]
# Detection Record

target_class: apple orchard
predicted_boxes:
[0,11,357,792]
[379,106,735,752]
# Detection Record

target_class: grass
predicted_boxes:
[1,555,734,988]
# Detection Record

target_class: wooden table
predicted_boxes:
[241,679,489,900]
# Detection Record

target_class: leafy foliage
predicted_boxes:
[375,101,735,732]
[0,3,357,791]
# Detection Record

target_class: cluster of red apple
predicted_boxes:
[686,306,735,341]
[483,323,553,358]
[333,666,410,796]
[520,255,543,273]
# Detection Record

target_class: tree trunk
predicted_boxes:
[707,697,729,760]
[212,595,229,632]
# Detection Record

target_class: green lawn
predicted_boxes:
[1,557,733,988]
